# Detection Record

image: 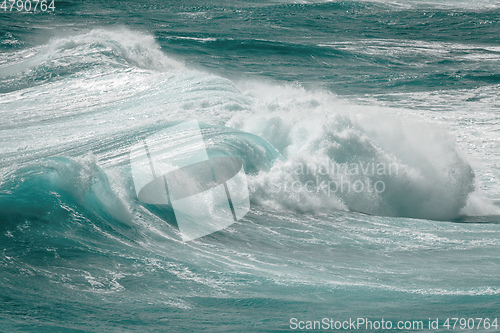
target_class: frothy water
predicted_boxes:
[1,2,499,330]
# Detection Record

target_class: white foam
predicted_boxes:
[228,81,476,220]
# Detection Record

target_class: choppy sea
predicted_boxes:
[1,0,499,331]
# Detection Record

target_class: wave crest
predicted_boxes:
[228,83,475,220]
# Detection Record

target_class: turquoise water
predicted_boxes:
[1,1,500,331]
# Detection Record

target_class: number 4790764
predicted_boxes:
[1,0,55,12]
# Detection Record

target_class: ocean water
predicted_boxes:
[1,0,500,331]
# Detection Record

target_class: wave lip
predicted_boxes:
[0,28,183,93]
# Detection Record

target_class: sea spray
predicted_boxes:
[228,83,475,219]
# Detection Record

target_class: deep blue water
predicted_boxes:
[1,0,500,331]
